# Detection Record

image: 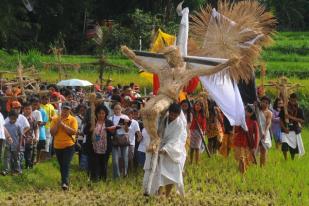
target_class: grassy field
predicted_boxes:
[0,32,308,205]
[0,129,308,205]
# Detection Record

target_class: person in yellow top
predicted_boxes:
[40,95,56,156]
[50,103,78,190]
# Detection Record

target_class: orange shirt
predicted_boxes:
[51,114,78,149]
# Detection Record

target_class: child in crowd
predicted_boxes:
[22,102,40,169]
[32,98,48,162]
[189,101,206,164]
[2,111,23,175]
[124,108,141,172]
[234,105,259,174]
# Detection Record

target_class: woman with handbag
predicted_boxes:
[84,104,114,181]
[109,103,130,178]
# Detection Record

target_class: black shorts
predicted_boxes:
[281,142,298,154]
[37,140,46,151]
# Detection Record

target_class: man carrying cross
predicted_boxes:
[142,103,187,196]
[121,2,240,196]
[280,93,305,160]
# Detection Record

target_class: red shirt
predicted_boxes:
[190,113,206,132]
[234,118,259,148]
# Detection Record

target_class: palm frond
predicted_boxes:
[189,0,277,83]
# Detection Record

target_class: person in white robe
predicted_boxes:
[257,96,272,167]
[280,93,305,159]
[143,103,187,197]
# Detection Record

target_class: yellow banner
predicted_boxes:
[139,29,176,83]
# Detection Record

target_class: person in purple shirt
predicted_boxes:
[271,97,284,149]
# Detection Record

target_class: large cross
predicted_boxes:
[267,76,301,123]
[121,3,237,196]
[43,47,81,80]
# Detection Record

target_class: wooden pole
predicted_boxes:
[17,61,26,101]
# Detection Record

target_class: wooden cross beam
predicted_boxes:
[24,89,50,96]
[16,61,26,101]
[80,56,130,89]
[266,76,301,123]
[0,95,27,100]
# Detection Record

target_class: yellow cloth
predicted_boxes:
[139,28,176,83]
[41,103,56,128]
[178,91,187,102]
[139,71,153,83]
[150,29,176,52]
[51,114,78,149]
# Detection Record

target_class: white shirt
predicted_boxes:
[138,128,150,153]
[128,119,140,146]
[109,114,129,135]
[0,112,5,140]
[5,114,30,134]
[32,110,43,123]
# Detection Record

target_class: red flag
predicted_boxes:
[153,74,160,95]
[153,75,199,95]
[184,76,199,94]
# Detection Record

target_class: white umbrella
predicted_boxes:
[56,79,93,87]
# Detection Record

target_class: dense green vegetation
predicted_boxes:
[0,129,308,205]
[1,0,309,53]
[261,32,309,78]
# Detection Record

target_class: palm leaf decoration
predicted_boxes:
[190,0,277,82]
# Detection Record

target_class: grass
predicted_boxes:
[0,129,308,205]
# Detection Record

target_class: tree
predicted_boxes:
[267,0,309,30]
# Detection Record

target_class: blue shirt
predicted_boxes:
[39,108,48,140]
[4,122,22,151]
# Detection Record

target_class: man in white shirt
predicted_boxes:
[138,128,150,167]
[124,108,141,171]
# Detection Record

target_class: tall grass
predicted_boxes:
[0,129,308,205]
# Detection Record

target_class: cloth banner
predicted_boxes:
[199,72,247,130]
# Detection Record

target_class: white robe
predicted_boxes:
[258,110,272,149]
[179,111,187,170]
[281,131,305,156]
[143,112,186,196]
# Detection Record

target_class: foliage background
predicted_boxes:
[1,0,309,54]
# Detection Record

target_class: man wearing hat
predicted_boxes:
[50,102,78,190]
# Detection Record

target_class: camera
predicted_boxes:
[118,118,132,127]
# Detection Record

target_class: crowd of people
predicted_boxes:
[0,82,305,191]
